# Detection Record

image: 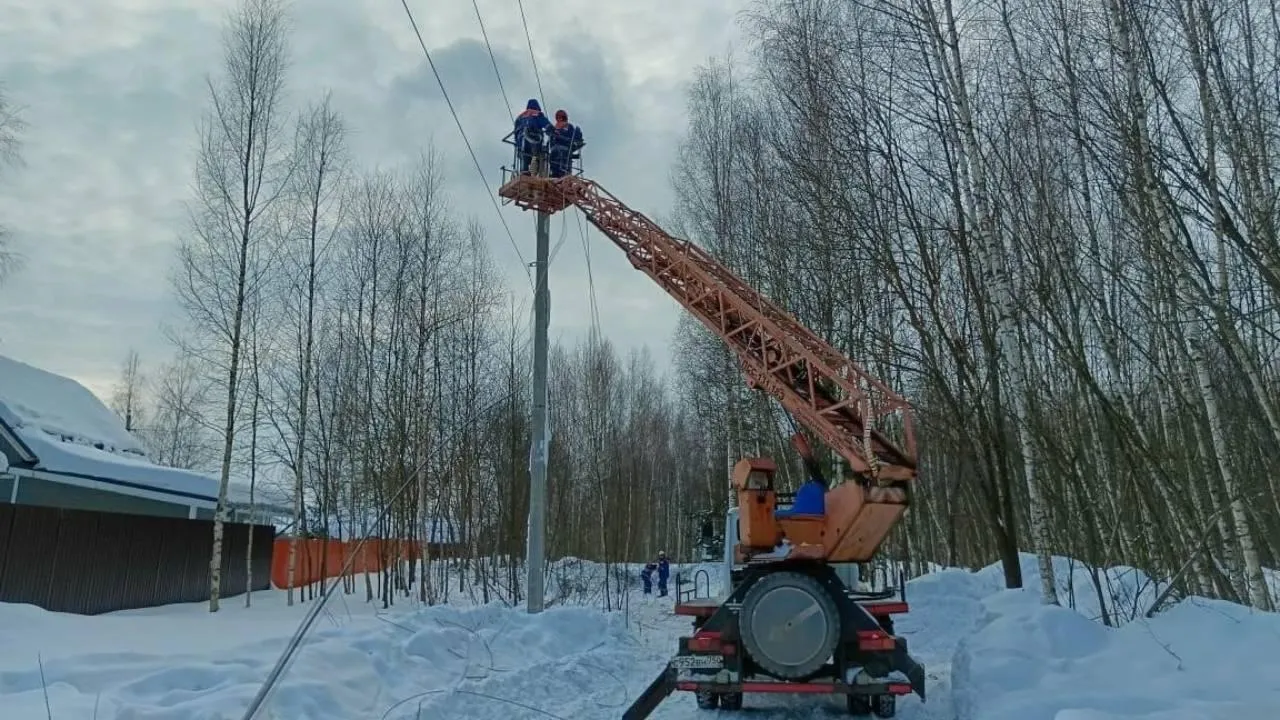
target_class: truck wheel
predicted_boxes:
[719,692,743,710]
[738,571,840,680]
[695,689,719,709]
[873,694,896,718]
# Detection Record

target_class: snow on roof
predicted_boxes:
[0,353,287,510]
[0,354,145,457]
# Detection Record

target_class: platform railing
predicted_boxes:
[676,568,712,603]
[499,129,584,196]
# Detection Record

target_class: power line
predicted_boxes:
[516,0,546,103]
[239,394,516,720]
[398,0,532,288]
[577,211,602,335]
[471,0,514,119]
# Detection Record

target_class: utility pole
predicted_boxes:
[526,167,552,614]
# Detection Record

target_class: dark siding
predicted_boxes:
[0,503,12,585]
[0,503,275,614]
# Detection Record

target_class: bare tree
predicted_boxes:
[661,0,1279,615]
[0,84,25,281]
[140,352,218,471]
[173,0,294,612]
[110,350,146,433]
[274,94,347,605]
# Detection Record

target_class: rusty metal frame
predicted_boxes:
[498,175,917,486]
[498,130,583,209]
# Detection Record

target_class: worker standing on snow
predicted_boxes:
[641,562,656,595]
[547,109,585,178]
[513,98,551,175]
[656,552,670,597]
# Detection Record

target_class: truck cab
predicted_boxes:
[722,506,861,596]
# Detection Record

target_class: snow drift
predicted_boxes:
[0,593,665,720]
[1,553,1276,720]
[953,555,1280,720]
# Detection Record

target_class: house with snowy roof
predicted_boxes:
[0,353,289,522]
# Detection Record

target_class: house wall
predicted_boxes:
[0,502,275,615]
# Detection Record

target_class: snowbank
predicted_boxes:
[3,550,1275,720]
[974,553,1162,624]
[0,585,665,720]
[953,590,1280,720]
[954,554,1280,720]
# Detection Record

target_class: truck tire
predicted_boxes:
[695,689,718,709]
[873,694,896,718]
[738,570,840,680]
[719,692,743,710]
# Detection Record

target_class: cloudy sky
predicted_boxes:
[0,0,749,400]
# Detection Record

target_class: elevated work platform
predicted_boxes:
[497,174,575,214]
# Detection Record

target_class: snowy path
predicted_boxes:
[0,570,972,720]
[3,557,1279,719]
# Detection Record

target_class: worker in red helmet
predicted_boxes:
[547,108,585,178]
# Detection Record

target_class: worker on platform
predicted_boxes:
[513,98,552,175]
[656,552,670,597]
[776,477,826,517]
[547,109,585,178]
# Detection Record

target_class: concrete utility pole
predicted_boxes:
[526,181,552,614]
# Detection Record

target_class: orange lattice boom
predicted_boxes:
[502,173,918,561]
[500,174,917,485]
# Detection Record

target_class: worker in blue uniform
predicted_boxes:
[513,99,552,175]
[547,109,585,178]
[775,477,826,517]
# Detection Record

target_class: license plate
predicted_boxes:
[670,654,724,670]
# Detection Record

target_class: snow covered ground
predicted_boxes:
[1,556,1277,720]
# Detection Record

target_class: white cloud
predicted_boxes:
[0,0,748,399]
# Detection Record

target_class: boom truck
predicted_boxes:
[498,156,926,718]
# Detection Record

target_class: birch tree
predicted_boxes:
[273,94,347,605]
[139,352,218,471]
[174,0,293,612]
[110,349,146,433]
[0,85,24,279]
[664,0,1279,614]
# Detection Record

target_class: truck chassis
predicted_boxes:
[624,562,926,718]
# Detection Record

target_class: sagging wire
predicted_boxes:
[548,210,570,265]
[516,0,546,104]
[398,0,532,289]
[471,0,514,119]
[576,210,603,335]
[239,393,516,720]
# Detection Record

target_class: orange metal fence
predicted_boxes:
[269,537,438,589]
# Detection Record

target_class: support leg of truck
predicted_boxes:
[622,667,676,720]
[892,643,927,701]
